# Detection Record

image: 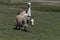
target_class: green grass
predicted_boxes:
[32,7,60,12]
[32,2,60,12]
[0,3,60,40]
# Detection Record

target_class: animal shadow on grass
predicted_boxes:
[13,25,30,32]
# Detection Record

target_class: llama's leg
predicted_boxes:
[30,18,34,26]
[24,26,27,31]
[27,17,31,25]
[16,23,18,29]
[24,24,28,31]
[23,18,28,31]
[16,24,17,29]
[16,21,21,30]
[16,20,18,29]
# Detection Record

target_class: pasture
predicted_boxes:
[0,3,60,40]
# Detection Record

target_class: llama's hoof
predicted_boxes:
[24,29,28,32]
[31,25,34,27]
[18,28,21,30]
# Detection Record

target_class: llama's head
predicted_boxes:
[28,2,31,5]
[28,2,31,8]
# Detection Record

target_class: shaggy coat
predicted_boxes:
[16,10,28,30]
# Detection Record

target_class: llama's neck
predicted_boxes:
[26,2,31,16]
[26,2,31,13]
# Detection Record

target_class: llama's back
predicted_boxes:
[16,15,24,24]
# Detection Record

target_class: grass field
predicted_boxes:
[0,3,60,40]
